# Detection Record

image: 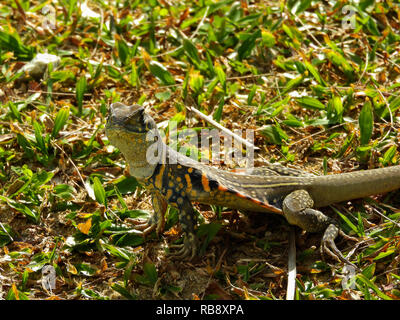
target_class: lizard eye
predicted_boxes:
[124,107,146,131]
[143,113,156,130]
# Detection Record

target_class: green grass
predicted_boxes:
[0,0,400,300]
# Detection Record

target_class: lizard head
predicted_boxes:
[105,102,164,179]
[106,102,157,133]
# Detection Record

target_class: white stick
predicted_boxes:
[187,106,259,150]
[286,227,297,300]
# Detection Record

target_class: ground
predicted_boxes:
[1,0,400,300]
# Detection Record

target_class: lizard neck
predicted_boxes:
[107,127,167,180]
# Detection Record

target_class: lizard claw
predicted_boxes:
[168,233,197,260]
[320,224,359,271]
[125,218,156,236]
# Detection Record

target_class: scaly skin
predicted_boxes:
[106,102,400,263]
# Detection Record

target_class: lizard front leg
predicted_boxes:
[282,189,357,267]
[168,199,198,260]
[129,190,167,236]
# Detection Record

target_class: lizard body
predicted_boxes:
[106,102,400,262]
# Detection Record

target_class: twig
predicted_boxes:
[289,121,353,146]
[53,142,95,200]
[88,1,104,60]
[371,206,400,229]
[153,6,210,58]
[200,247,227,300]
[27,81,400,98]
[373,84,394,143]
[224,273,262,299]
[0,222,14,241]
[293,13,324,48]
[357,42,369,84]
[186,105,259,150]
[27,90,92,97]
[375,51,400,70]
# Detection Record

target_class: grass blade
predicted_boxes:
[214,62,226,93]
[296,96,325,110]
[183,38,201,67]
[359,100,373,145]
[149,61,175,86]
[33,121,48,155]
[51,107,70,138]
[76,76,87,116]
[93,177,107,206]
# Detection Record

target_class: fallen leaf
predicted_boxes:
[12,283,19,300]
[77,218,92,235]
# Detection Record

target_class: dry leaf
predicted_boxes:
[12,283,19,300]
[77,218,92,235]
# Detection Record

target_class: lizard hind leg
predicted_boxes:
[282,189,357,267]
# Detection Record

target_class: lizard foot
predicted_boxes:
[168,233,197,260]
[320,223,359,270]
[282,190,359,270]
[125,218,157,236]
